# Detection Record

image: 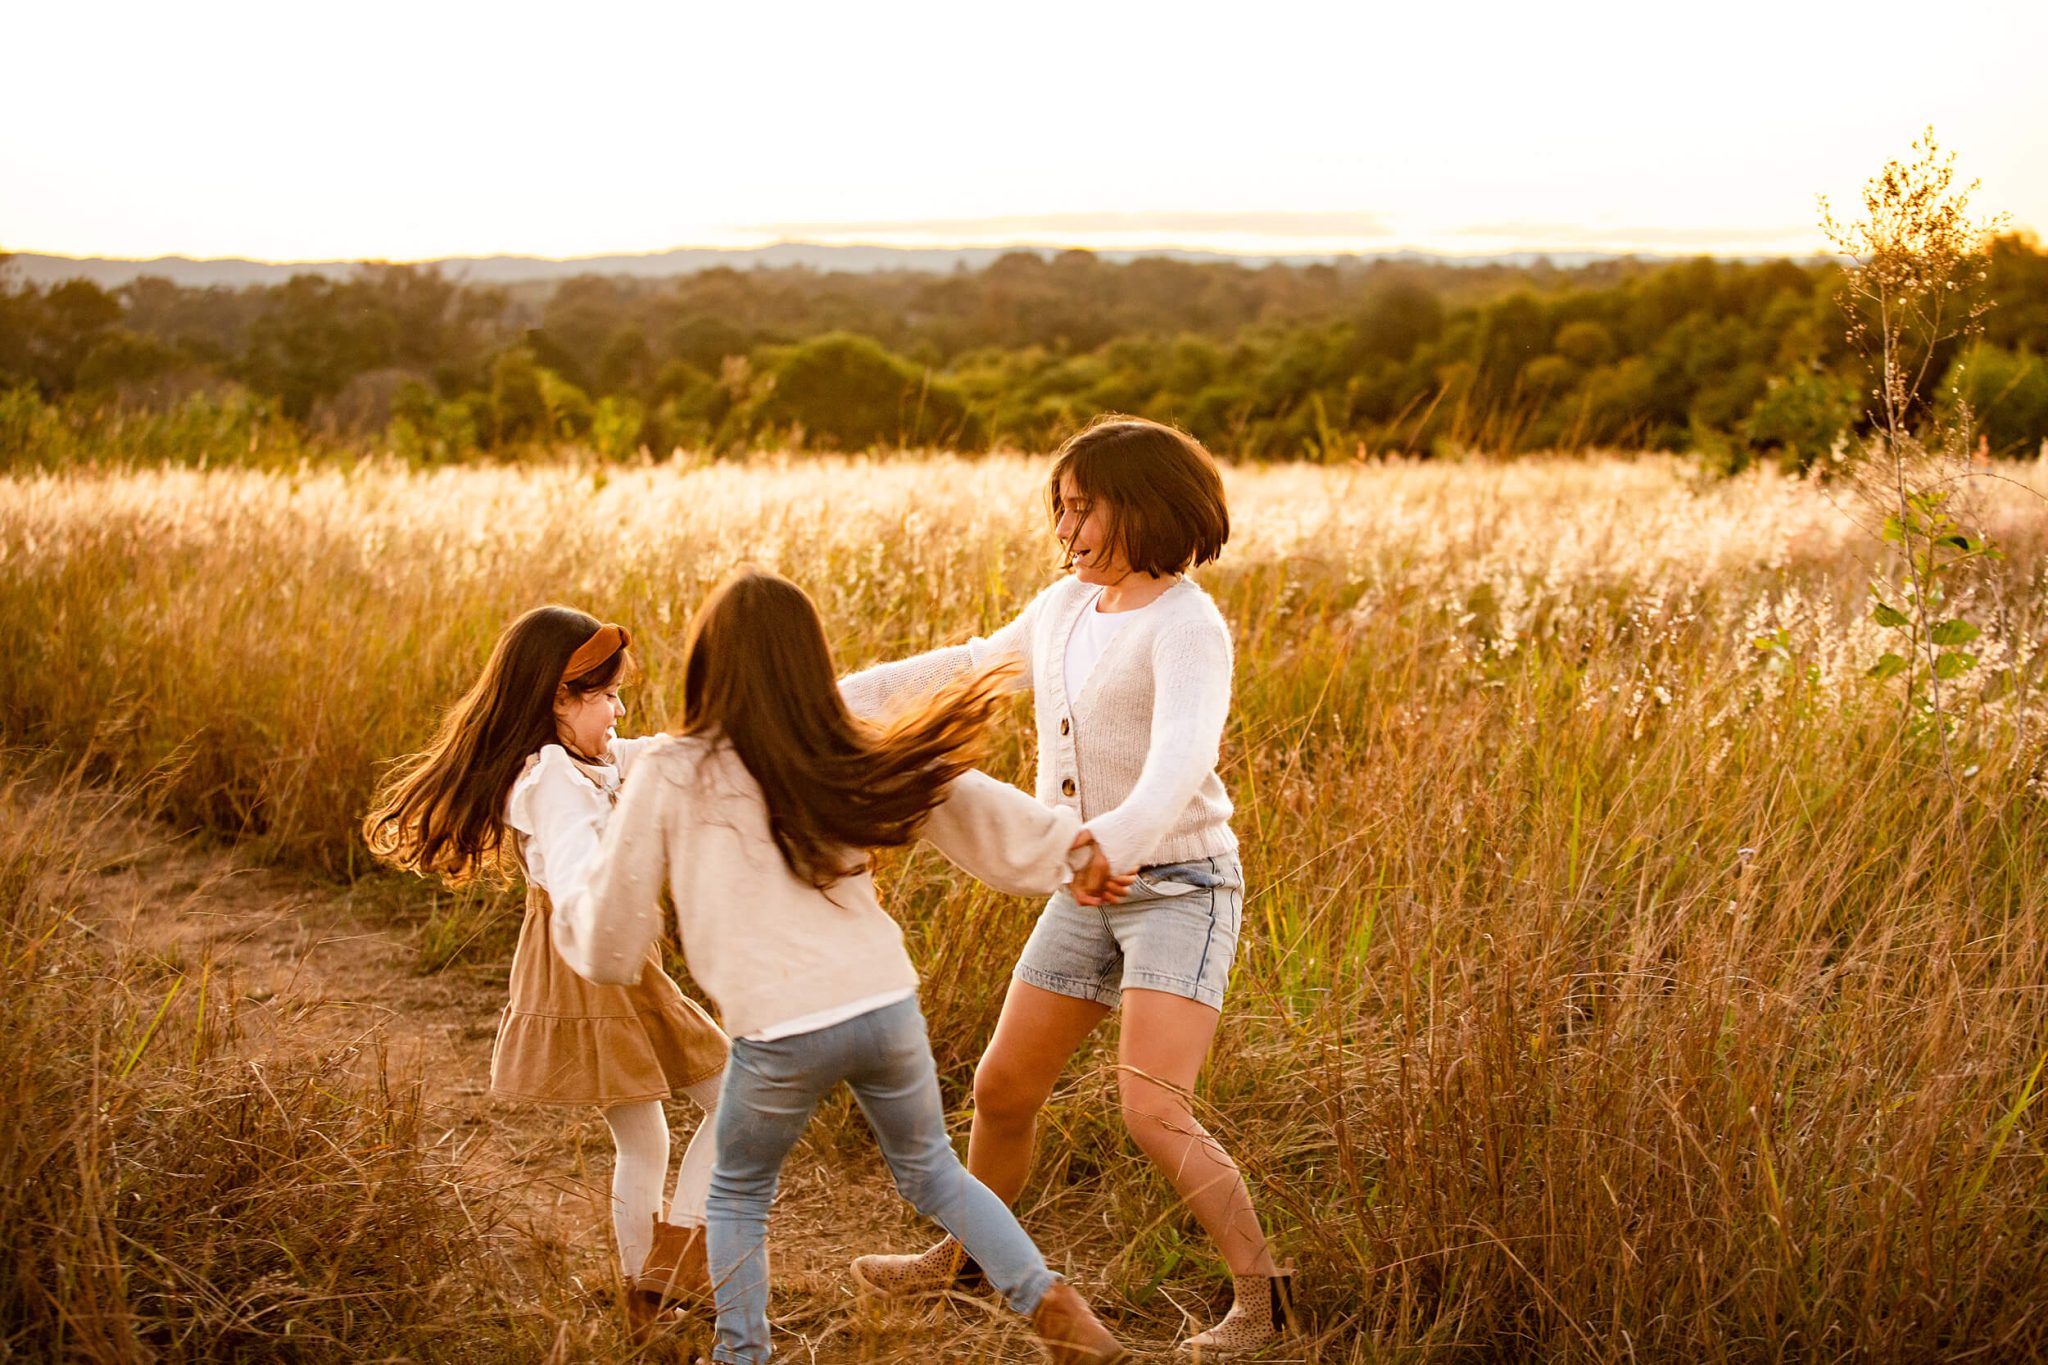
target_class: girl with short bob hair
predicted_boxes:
[1044,415,1229,578]
[841,415,1295,1357]
[363,605,729,1311]
[559,569,1132,1365]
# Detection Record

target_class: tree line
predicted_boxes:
[3,238,2046,467]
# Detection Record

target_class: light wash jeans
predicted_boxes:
[706,994,1055,1364]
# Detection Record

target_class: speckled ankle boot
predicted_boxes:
[1177,1270,1298,1358]
[849,1235,984,1298]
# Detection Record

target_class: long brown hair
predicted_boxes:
[363,606,629,882]
[679,567,1008,890]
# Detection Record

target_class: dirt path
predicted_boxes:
[73,821,1192,1363]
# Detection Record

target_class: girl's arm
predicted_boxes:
[1082,619,1233,873]
[554,751,672,986]
[612,734,659,776]
[839,589,1043,720]
[510,750,609,914]
[919,768,1083,896]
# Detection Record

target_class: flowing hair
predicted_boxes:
[363,605,628,883]
[679,567,1009,890]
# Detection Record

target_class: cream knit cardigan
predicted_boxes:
[840,575,1237,873]
[555,734,1083,1040]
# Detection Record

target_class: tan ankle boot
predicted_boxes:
[635,1216,711,1308]
[849,1235,982,1298]
[1177,1270,1298,1357]
[1031,1279,1130,1365]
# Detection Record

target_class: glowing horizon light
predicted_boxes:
[2,0,2042,264]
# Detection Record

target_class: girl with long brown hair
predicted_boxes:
[557,568,1131,1365]
[362,605,730,1310]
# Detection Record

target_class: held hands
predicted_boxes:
[1068,829,1136,906]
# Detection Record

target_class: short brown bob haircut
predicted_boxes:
[1047,415,1229,576]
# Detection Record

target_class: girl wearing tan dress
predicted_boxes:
[364,605,729,1309]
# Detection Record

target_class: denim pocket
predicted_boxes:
[1132,860,1226,898]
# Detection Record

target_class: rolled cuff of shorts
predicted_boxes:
[1011,963,1121,1008]
[1119,969,1227,1011]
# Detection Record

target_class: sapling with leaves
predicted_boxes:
[1818,130,2008,762]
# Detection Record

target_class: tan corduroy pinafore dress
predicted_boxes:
[489,757,728,1107]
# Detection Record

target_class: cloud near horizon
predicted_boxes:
[1450,220,1822,249]
[734,210,1400,241]
[724,210,1836,257]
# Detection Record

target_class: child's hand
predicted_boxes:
[1069,830,1136,906]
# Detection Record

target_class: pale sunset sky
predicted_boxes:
[5,0,2043,264]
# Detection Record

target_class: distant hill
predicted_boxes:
[3,242,1661,290]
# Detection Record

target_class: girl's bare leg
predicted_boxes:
[967,979,1110,1201]
[1116,988,1278,1276]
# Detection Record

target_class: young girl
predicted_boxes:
[555,568,1131,1365]
[362,606,730,1310]
[839,416,1294,1356]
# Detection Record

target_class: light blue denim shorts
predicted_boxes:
[1013,854,1243,1010]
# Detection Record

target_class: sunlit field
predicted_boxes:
[5,451,2048,1362]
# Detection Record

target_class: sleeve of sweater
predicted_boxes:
[839,589,1042,720]
[553,746,673,986]
[510,747,606,908]
[919,768,1083,896]
[1081,616,1233,873]
[612,734,659,776]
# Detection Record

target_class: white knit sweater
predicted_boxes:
[554,734,1085,1040]
[840,575,1237,872]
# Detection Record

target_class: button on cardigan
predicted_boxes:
[840,575,1237,873]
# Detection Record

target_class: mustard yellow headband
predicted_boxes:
[562,622,630,684]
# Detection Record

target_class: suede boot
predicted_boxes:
[634,1216,711,1308]
[1030,1278,1130,1365]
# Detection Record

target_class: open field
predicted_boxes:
[5,451,2048,1362]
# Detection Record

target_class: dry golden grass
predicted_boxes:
[5,450,2048,1361]
[0,766,671,1362]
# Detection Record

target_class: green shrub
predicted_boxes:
[1742,368,1858,472]
[1944,343,2048,455]
[755,332,978,451]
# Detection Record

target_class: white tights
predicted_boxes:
[602,1071,723,1277]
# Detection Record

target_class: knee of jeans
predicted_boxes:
[887,1148,963,1216]
[708,1160,778,1210]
